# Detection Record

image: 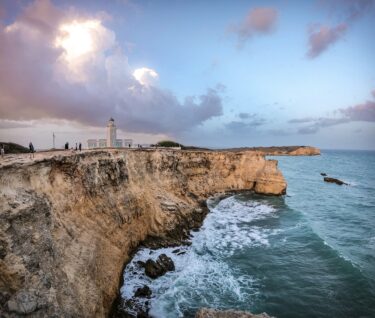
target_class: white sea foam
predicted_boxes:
[120,196,277,317]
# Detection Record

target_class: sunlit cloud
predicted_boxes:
[55,20,100,61]
[0,0,223,135]
[133,67,159,86]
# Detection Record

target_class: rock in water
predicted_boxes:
[144,259,164,279]
[144,254,175,279]
[158,253,175,271]
[195,308,273,318]
[134,285,152,298]
[320,172,327,176]
[324,177,347,185]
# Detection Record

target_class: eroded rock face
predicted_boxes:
[195,308,273,318]
[0,149,286,317]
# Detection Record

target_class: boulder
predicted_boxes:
[158,254,175,271]
[324,177,347,185]
[134,285,152,298]
[144,254,175,279]
[195,308,273,318]
[320,172,327,176]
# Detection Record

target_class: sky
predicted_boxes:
[0,0,374,150]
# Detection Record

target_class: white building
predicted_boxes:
[107,118,116,147]
[87,139,98,148]
[124,139,133,148]
[87,118,133,149]
[98,139,107,148]
[115,139,123,147]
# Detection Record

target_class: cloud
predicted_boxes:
[288,117,315,124]
[340,100,375,122]
[0,120,32,129]
[292,89,375,134]
[307,0,374,58]
[229,7,278,48]
[295,117,351,134]
[238,112,256,119]
[226,114,266,132]
[297,126,319,135]
[133,67,158,86]
[0,0,223,135]
[307,23,347,58]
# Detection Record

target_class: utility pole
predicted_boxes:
[53,132,55,149]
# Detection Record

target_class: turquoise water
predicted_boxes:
[121,150,375,317]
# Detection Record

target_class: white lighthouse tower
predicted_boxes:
[106,118,116,147]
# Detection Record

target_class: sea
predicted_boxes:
[120,150,375,318]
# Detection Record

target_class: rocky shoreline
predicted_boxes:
[0,149,287,317]
[110,192,242,317]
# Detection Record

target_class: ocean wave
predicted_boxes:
[120,195,275,317]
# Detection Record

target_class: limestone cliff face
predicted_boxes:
[0,149,286,317]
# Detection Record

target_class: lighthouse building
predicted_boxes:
[87,118,133,149]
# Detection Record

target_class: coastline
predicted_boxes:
[0,149,287,317]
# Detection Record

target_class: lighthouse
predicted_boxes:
[106,118,116,147]
[87,118,132,149]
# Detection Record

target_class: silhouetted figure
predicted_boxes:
[64,142,69,150]
[79,143,82,151]
[29,142,35,159]
[0,144,4,158]
[75,143,78,151]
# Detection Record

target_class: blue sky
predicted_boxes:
[0,0,374,149]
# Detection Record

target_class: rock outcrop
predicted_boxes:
[0,149,286,317]
[218,146,320,156]
[143,254,175,279]
[195,308,273,318]
[323,177,347,185]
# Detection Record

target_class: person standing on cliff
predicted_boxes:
[29,142,35,159]
[0,144,4,158]
[79,142,82,151]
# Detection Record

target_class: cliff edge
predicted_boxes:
[0,149,286,317]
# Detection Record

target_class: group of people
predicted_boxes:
[0,140,83,161]
[64,142,82,151]
[0,142,34,159]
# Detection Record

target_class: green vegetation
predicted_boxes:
[0,142,29,154]
[156,140,183,147]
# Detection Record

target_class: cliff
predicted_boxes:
[221,146,320,156]
[0,149,286,317]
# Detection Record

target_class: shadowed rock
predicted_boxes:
[134,285,152,298]
[324,177,347,185]
[144,254,175,279]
